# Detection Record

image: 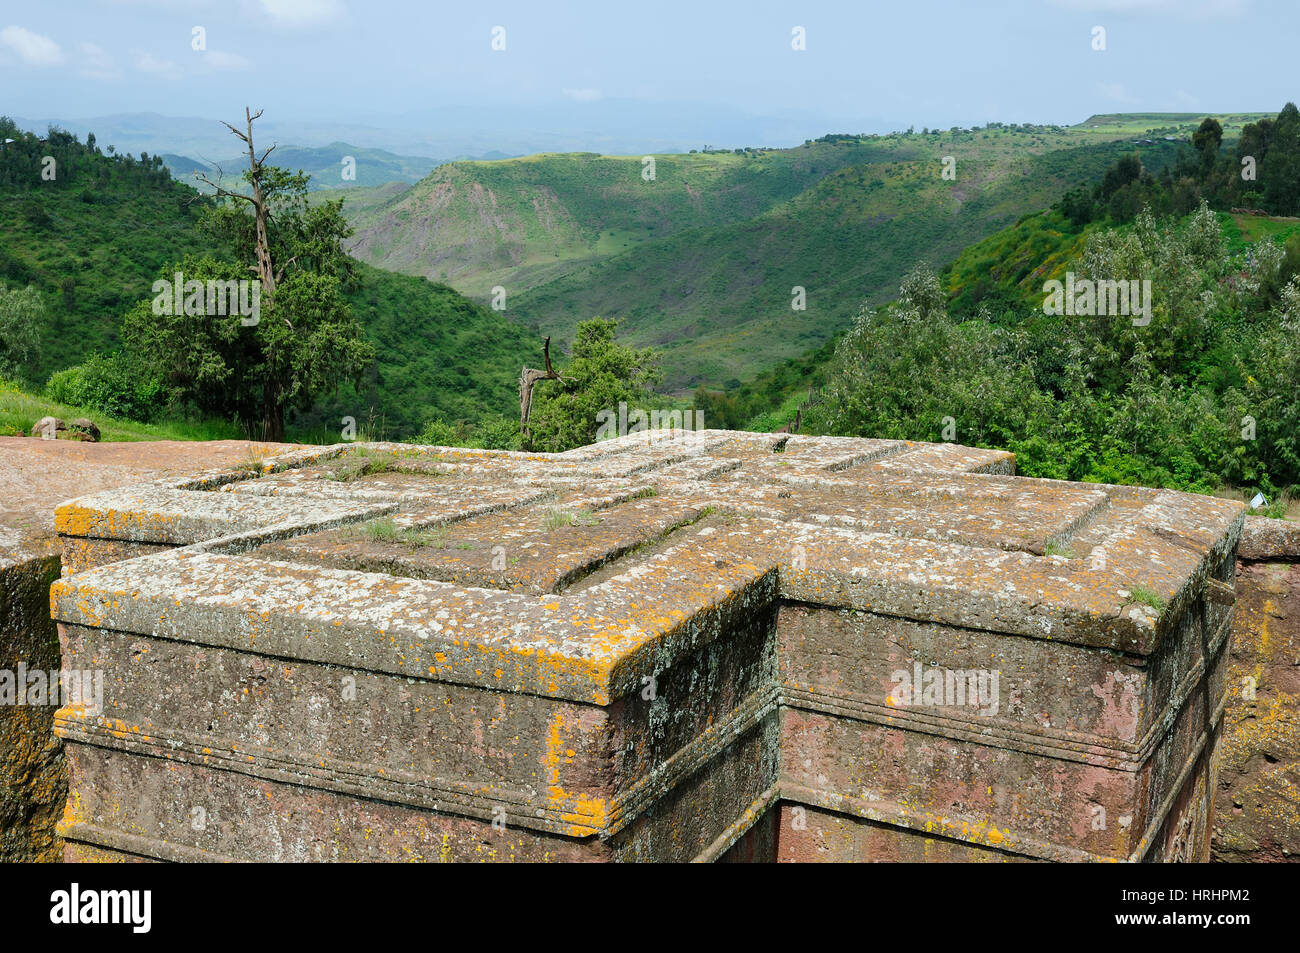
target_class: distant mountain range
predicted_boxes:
[10,101,891,167]
[158,144,485,192]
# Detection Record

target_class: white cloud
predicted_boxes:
[0,25,64,66]
[201,49,252,70]
[78,41,119,81]
[257,0,346,26]
[135,51,181,79]
[563,88,603,103]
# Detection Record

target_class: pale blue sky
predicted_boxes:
[0,0,1293,155]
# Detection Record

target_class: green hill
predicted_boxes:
[0,117,537,439]
[0,123,214,383]
[342,115,1245,391]
[509,137,1183,390]
[301,262,539,439]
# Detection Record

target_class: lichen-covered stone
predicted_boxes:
[0,436,301,861]
[47,432,1245,861]
[1214,561,1300,861]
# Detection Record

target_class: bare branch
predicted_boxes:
[193,172,256,204]
[273,255,299,285]
[519,337,566,439]
[220,121,250,144]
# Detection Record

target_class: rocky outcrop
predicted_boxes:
[30,417,64,440]
[49,434,1240,862]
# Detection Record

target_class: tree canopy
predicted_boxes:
[121,109,373,440]
[524,318,661,452]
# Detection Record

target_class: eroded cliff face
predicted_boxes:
[1215,560,1300,862]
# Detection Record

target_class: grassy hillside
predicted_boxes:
[943,209,1300,317]
[0,118,539,440]
[0,377,243,441]
[510,137,1183,389]
[344,114,1252,391]
[344,142,915,295]
[0,126,215,383]
[941,210,1097,317]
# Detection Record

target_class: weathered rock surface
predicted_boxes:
[67,419,100,443]
[48,433,1243,862]
[0,436,298,861]
[1240,515,1300,561]
[1214,560,1300,862]
[30,417,64,440]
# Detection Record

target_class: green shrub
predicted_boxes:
[475,414,521,450]
[45,352,170,422]
[410,418,462,447]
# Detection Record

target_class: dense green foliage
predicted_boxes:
[0,282,44,378]
[306,262,541,441]
[44,350,169,423]
[804,204,1300,495]
[411,318,661,453]
[1057,104,1300,227]
[0,117,215,383]
[524,318,661,453]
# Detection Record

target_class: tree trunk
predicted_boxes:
[239,107,277,303]
[519,336,562,440]
[260,379,285,442]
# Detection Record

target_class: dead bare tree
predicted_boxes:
[192,107,279,306]
[519,337,564,440]
[192,108,290,441]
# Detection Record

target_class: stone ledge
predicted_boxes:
[1240,515,1300,561]
[46,432,1245,862]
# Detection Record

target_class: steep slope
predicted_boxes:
[303,262,540,439]
[344,115,1253,390]
[344,142,921,295]
[511,138,1183,389]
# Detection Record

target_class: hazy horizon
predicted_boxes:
[2,0,1295,158]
